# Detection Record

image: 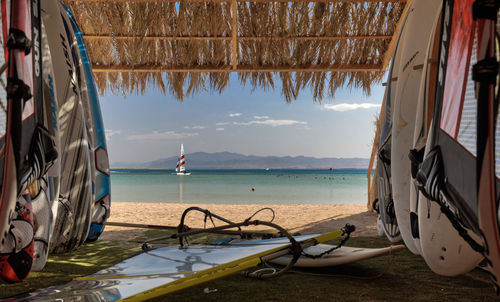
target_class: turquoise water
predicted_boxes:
[110,169,368,204]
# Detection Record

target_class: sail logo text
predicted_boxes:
[402,51,419,73]
[33,30,40,77]
[32,0,40,77]
[59,34,78,95]
[48,75,57,130]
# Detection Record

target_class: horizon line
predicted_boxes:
[111,152,370,165]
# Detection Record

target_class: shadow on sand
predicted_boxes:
[290,211,378,237]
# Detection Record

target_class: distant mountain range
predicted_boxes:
[111,152,369,169]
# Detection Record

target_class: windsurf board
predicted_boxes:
[391,0,442,255]
[31,17,63,272]
[375,2,411,243]
[270,244,405,267]
[9,231,347,301]
[0,0,17,253]
[416,0,483,276]
[416,0,486,276]
[42,0,93,254]
[60,2,111,242]
[474,6,500,289]
[409,0,441,262]
[0,193,34,282]
[0,0,45,282]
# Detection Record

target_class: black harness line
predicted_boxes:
[142,207,354,280]
[301,224,355,259]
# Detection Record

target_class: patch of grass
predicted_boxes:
[159,237,496,302]
[0,236,497,301]
[0,240,140,298]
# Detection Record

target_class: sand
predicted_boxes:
[100,202,378,241]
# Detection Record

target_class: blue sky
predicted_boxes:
[100,74,385,166]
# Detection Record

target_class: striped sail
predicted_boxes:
[178,144,186,172]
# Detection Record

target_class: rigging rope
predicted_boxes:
[177,206,277,246]
[301,224,354,259]
[142,206,353,280]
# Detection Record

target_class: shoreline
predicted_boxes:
[100,202,377,241]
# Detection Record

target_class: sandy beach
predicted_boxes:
[100,202,378,241]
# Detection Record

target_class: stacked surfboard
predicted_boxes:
[375,0,500,289]
[41,0,111,256]
[0,0,111,282]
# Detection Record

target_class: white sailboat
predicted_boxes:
[174,144,191,175]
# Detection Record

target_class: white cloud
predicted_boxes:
[216,128,225,131]
[229,113,242,117]
[216,122,230,126]
[254,115,269,119]
[105,129,121,140]
[184,125,206,129]
[234,119,307,127]
[322,103,381,112]
[127,131,199,141]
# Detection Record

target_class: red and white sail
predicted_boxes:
[177,144,186,172]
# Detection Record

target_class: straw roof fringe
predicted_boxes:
[65,1,405,101]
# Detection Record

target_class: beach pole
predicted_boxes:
[367,100,384,211]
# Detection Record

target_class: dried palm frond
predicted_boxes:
[64,0,406,102]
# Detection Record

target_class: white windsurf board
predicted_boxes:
[375,2,412,244]
[8,232,349,301]
[390,0,441,255]
[270,244,405,267]
[417,0,483,276]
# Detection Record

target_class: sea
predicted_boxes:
[110,169,369,204]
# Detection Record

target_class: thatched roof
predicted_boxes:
[63,0,408,101]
